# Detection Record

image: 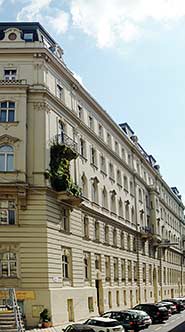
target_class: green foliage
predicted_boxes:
[47,143,81,196]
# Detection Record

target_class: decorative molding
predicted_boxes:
[0,134,20,145]
[33,102,50,112]
[0,122,19,130]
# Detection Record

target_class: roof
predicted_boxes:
[0,22,56,45]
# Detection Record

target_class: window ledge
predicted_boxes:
[0,121,19,124]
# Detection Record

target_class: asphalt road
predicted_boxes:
[145,311,185,332]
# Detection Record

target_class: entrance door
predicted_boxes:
[95,280,104,314]
[171,289,174,298]
[67,299,74,322]
[130,290,133,307]
[153,268,158,302]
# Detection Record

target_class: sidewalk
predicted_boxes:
[26,319,86,332]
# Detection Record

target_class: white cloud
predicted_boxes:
[16,0,185,48]
[17,0,52,21]
[70,0,185,47]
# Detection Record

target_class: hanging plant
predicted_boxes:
[47,142,81,196]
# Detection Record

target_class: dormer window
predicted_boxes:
[4,69,16,81]
[24,33,33,42]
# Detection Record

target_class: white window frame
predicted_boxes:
[0,101,15,122]
[0,145,14,172]
[0,252,17,277]
[0,200,16,225]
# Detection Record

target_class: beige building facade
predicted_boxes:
[0,22,184,328]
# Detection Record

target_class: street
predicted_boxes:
[145,311,185,332]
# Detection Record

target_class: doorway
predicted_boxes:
[153,268,158,302]
[67,299,74,322]
[95,280,104,314]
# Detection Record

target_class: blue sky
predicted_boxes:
[1,0,185,200]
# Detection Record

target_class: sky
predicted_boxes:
[1,0,185,201]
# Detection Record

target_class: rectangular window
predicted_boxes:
[84,252,91,281]
[24,33,33,41]
[113,257,118,282]
[60,209,70,232]
[128,260,132,282]
[0,200,16,225]
[56,83,63,99]
[105,256,110,281]
[0,252,17,277]
[4,69,16,80]
[121,259,126,282]
[95,254,101,270]
[62,248,71,280]
[89,115,94,130]
[0,101,15,122]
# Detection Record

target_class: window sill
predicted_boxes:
[0,121,19,124]
[83,236,90,241]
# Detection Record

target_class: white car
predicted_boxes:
[84,317,125,332]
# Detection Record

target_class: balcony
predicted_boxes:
[152,233,162,245]
[47,133,82,206]
[57,191,83,207]
[140,226,152,239]
[0,79,27,85]
[52,133,78,160]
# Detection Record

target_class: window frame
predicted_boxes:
[4,69,17,81]
[0,252,17,278]
[0,200,16,225]
[0,145,14,172]
[0,101,15,122]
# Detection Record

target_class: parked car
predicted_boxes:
[102,310,152,331]
[132,303,169,323]
[84,317,125,332]
[162,298,184,313]
[63,324,95,332]
[158,301,177,315]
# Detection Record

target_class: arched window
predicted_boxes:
[102,186,108,209]
[92,177,99,203]
[118,199,123,217]
[81,173,88,198]
[110,190,116,213]
[0,101,15,122]
[0,145,14,171]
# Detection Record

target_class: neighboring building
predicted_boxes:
[0,22,184,327]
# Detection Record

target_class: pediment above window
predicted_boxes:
[0,134,20,145]
[2,28,23,43]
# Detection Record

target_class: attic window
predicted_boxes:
[24,33,33,41]
[8,33,17,41]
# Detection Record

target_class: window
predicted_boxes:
[143,263,146,283]
[124,175,128,191]
[128,260,132,282]
[80,138,86,158]
[0,101,15,122]
[121,232,125,249]
[109,163,114,180]
[84,252,91,280]
[92,177,99,203]
[24,33,33,41]
[127,234,131,251]
[107,132,112,147]
[83,215,89,239]
[110,191,116,213]
[56,83,63,99]
[138,188,143,202]
[108,291,112,308]
[81,173,88,198]
[104,225,109,244]
[58,120,65,142]
[118,199,123,217]
[60,209,70,232]
[91,147,97,166]
[62,248,71,280]
[0,252,17,277]
[105,256,110,281]
[117,169,122,186]
[94,220,100,242]
[121,259,126,281]
[131,206,135,224]
[77,104,83,120]
[95,254,101,270]
[130,181,134,196]
[113,228,117,247]
[0,200,16,225]
[125,203,130,221]
[116,290,120,306]
[121,148,125,160]
[0,145,14,172]
[113,257,118,281]
[4,69,16,80]
[115,141,119,154]
[89,115,94,130]
[98,124,103,138]
[102,187,108,209]
[100,155,106,174]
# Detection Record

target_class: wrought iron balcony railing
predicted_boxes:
[54,132,78,154]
